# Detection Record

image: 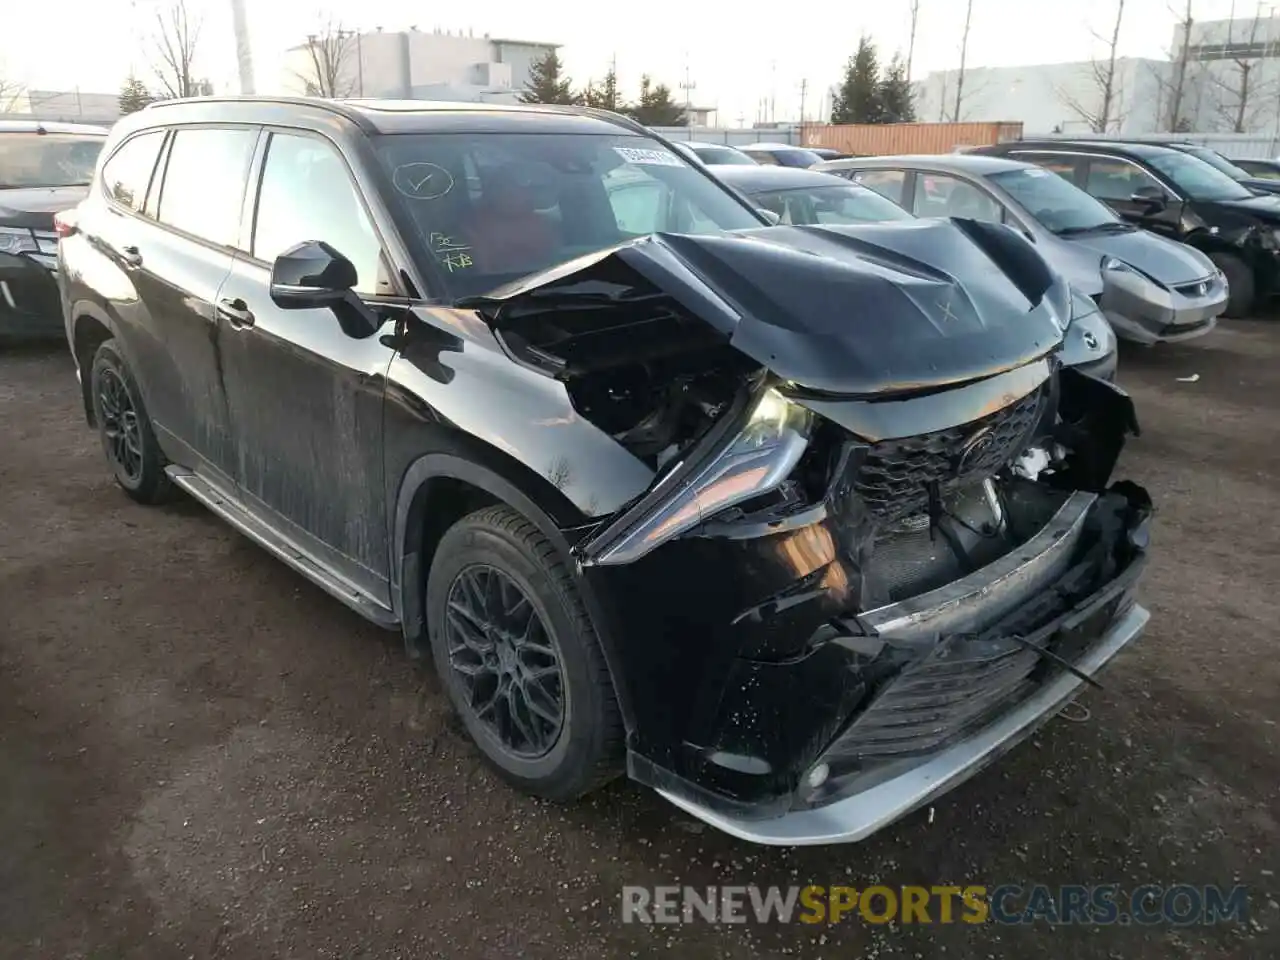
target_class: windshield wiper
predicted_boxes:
[1055,222,1134,236]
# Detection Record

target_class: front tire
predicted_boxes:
[89,339,171,504]
[1209,252,1256,318]
[425,505,624,800]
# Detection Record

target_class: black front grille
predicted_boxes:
[853,387,1046,523]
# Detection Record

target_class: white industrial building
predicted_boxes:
[915,13,1280,137]
[279,27,559,104]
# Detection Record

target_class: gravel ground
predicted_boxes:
[2,324,1278,959]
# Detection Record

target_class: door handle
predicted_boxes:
[217,297,256,328]
[120,245,143,269]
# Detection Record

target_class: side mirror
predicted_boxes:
[757,208,782,225]
[1130,185,1168,210]
[270,240,357,309]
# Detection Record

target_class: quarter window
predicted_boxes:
[100,132,165,213]
[252,132,384,295]
[1085,159,1163,201]
[157,127,257,246]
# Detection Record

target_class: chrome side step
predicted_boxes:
[165,467,399,629]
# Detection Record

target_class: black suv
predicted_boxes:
[974,138,1280,316]
[1,120,107,339]
[60,97,1151,845]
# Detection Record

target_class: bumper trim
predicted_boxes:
[656,603,1149,846]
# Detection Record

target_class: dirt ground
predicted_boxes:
[2,323,1278,960]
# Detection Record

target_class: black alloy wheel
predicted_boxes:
[90,339,172,504]
[443,564,565,758]
[96,364,143,484]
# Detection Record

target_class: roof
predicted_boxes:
[741,142,814,151]
[1001,139,1185,158]
[133,95,642,137]
[820,153,1033,175]
[712,165,850,192]
[0,119,110,135]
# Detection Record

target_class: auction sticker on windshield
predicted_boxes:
[614,146,684,167]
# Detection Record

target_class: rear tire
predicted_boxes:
[1209,252,1255,318]
[89,339,172,505]
[425,505,624,801]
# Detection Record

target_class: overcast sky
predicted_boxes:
[1,0,1264,124]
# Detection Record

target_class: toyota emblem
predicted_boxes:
[1082,330,1099,351]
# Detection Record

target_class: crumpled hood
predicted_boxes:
[1069,227,1215,287]
[464,219,1068,397]
[0,185,88,230]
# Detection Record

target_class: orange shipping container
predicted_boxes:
[801,121,1023,156]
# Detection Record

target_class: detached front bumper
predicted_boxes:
[660,603,1147,845]
[1100,269,1225,344]
[0,246,62,340]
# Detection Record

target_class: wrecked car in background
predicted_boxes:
[59,97,1151,846]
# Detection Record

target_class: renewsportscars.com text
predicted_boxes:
[621,884,1250,926]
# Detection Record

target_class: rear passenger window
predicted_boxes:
[912,173,1003,222]
[157,127,257,246]
[100,132,165,213]
[849,169,906,206]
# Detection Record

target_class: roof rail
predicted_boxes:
[144,95,376,132]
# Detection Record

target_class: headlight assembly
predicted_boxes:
[1101,255,1132,274]
[589,388,813,566]
[0,226,39,256]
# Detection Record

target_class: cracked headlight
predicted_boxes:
[0,226,40,256]
[589,388,813,565]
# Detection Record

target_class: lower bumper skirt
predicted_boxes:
[656,603,1149,846]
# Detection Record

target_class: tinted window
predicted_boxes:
[988,166,1123,234]
[253,133,383,295]
[752,183,913,225]
[912,173,1003,222]
[1010,152,1079,183]
[100,132,164,212]
[745,150,780,165]
[1085,158,1164,201]
[766,149,824,168]
[1145,151,1255,201]
[0,132,105,189]
[374,132,762,299]
[1180,146,1252,181]
[157,127,256,246]
[849,169,907,205]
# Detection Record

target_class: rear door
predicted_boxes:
[214,127,400,602]
[111,125,258,487]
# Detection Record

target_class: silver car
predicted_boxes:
[818,154,1228,344]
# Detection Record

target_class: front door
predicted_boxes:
[215,129,400,604]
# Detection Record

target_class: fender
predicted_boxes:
[392,451,636,733]
[69,298,134,425]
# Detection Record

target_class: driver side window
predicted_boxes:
[252,132,385,295]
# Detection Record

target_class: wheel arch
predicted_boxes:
[69,301,127,426]
[392,451,636,733]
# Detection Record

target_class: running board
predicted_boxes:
[165,467,399,629]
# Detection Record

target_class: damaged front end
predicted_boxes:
[467,219,1152,845]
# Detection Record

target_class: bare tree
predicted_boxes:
[294,16,357,98]
[1212,4,1274,132]
[1162,0,1197,131]
[149,0,203,99]
[0,76,24,113]
[1059,0,1128,133]
[952,0,975,121]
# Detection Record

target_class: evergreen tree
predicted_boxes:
[584,65,622,111]
[878,54,917,123]
[519,50,580,105]
[830,36,884,124]
[625,75,685,126]
[118,75,155,115]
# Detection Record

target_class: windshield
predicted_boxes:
[1179,145,1252,181]
[691,145,756,166]
[0,133,104,188]
[1146,151,1254,201]
[751,182,913,225]
[987,166,1124,234]
[375,132,763,299]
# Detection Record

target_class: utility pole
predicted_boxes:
[770,61,778,123]
[906,0,921,83]
[680,58,697,128]
[799,77,808,123]
[953,0,975,122]
[229,0,256,94]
